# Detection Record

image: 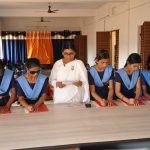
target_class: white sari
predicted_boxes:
[49,59,90,103]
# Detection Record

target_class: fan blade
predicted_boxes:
[33,20,51,23]
[48,10,59,13]
[52,9,59,12]
[49,11,56,13]
[36,10,47,12]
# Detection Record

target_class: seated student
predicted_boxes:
[88,49,114,106]
[141,55,150,100]
[16,58,48,112]
[49,41,90,104]
[0,60,16,109]
[115,53,141,105]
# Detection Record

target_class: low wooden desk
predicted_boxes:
[1,103,150,149]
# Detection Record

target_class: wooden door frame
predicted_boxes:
[96,30,119,69]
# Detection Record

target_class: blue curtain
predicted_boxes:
[1,30,80,64]
[1,31,27,65]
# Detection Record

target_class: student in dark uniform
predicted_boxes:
[115,53,141,105]
[0,60,16,109]
[16,58,48,112]
[141,54,150,100]
[88,49,114,106]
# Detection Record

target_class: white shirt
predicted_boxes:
[49,59,90,103]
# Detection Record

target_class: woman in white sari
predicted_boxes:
[49,42,90,104]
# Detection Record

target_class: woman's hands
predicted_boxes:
[73,81,82,87]
[56,81,82,88]
[56,82,66,88]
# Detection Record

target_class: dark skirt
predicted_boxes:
[0,96,10,106]
[25,99,38,104]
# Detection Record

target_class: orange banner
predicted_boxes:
[26,32,53,64]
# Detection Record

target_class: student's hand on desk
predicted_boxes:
[26,105,34,112]
[73,81,82,87]
[129,98,139,105]
[134,99,139,106]
[56,82,65,88]
[33,103,40,111]
[107,100,113,107]
[98,99,107,106]
[128,98,134,105]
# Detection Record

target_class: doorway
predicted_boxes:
[96,30,119,69]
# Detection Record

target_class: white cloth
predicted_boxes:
[0,33,3,59]
[49,59,90,103]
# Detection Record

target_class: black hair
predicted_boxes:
[25,58,40,69]
[147,54,150,70]
[124,53,141,67]
[0,59,4,70]
[62,41,76,52]
[95,49,109,61]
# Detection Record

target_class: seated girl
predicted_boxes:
[16,58,48,112]
[141,55,150,100]
[115,53,141,105]
[88,49,114,106]
[0,60,16,110]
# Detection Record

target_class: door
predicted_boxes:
[141,22,150,69]
[96,31,119,69]
[74,35,87,64]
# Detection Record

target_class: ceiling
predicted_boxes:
[0,0,128,17]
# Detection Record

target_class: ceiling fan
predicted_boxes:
[47,3,59,13]
[37,3,59,13]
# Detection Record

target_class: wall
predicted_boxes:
[81,17,96,65]
[0,19,2,59]
[82,0,150,67]
[0,17,83,59]
[1,17,82,31]
[129,0,150,54]
[0,19,1,31]
[1,0,150,67]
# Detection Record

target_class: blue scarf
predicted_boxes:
[89,65,113,87]
[0,69,13,95]
[17,74,47,100]
[117,68,139,90]
[141,70,150,86]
